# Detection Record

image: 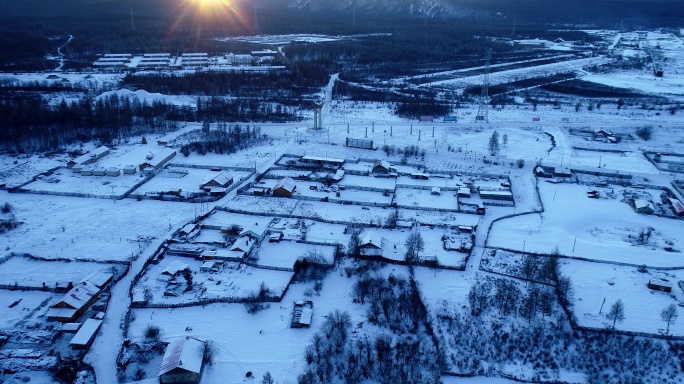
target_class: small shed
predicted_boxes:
[158,336,206,384]
[410,172,429,180]
[200,261,220,272]
[359,231,382,257]
[92,167,106,176]
[457,187,471,198]
[634,199,654,214]
[80,167,94,176]
[669,198,684,217]
[479,190,514,201]
[123,165,137,174]
[291,300,314,328]
[62,323,82,333]
[106,167,120,177]
[70,318,103,350]
[554,168,573,178]
[372,160,393,174]
[273,177,297,197]
[648,279,673,293]
[431,187,441,196]
[47,281,101,323]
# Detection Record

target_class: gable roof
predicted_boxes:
[359,231,382,249]
[230,236,254,252]
[373,160,391,170]
[52,281,100,310]
[240,223,267,239]
[274,177,296,193]
[158,336,206,377]
[162,260,190,276]
[203,171,233,187]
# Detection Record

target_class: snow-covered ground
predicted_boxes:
[2,28,684,384]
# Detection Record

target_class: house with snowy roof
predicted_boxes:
[158,336,206,384]
[47,281,101,322]
[358,231,383,257]
[273,177,297,197]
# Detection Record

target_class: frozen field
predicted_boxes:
[0,192,196,261]
[0,255,121,288]
[488,182,684,267]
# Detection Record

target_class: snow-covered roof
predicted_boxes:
[373,160,391,170]
[230,236,254,252]
[634,199,651,209]
[359,231,382,249]
[70,318,103,346]
[274,177,297,193]
[158,336,206,376]
[53,281,100,310]
[301,155,344,164]
[162,260,189,276]
[143,148,176,169]
[80,271,113,288]
[69,146,110,165]
[203,171,233,187]
[180,223,198,235]
[240,223,267,239]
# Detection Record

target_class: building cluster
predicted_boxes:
[93,50,278,70]
[67,146,176,177]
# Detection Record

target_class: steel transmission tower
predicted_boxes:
[476,49,492,123]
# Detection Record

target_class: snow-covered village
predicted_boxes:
[1,1,684,383]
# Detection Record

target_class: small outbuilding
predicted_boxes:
[648,278,673,293]
[47,281,101,322]
[372,160,393,174]
[668,198,684,217]
[158,336,206,384]
[200,261,220,272]
[634,199,654,214]
[273,177,297,197]
[291,300,314,328]
[106,167,120,177]
[70,318,103,350]
[123,165,137,174]
[457,187,471,198]
[431,187,441,196]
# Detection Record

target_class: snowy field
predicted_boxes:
[563,259,684,335]
[488,182,684,267]
[0,255,122,288]
[0,192,196,261]
[0,154,67,188]
[23,168,142,196]
[0,290,54,330]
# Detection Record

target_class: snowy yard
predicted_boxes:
[128,266,366,384]
[488,182,684,267]
[135,256,294,305]
[395,187,458,210]
[255,241,336,269]
[0,290,55,330]
[562,259,684,335]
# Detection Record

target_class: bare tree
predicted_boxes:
[468,280,491,316]
[606,299,626,329]
[488,131,500,156]
[661,304,679,334]
[557,276,575,308]
[539,289,555,320]
[347,228,362,257]
[262,372,274,384]
[404,230,425,269]
[493,279,520,316]
[521,255,537,286]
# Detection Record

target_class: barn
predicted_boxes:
[634,199,654,214]
[70,318,103,350]
[648,278,673,293]
[158,336,206,384]
[273,177,297,197]
[67,146,111,169]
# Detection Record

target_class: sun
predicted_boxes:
[194,0,233,13]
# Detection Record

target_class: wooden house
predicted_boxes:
[291,300,314,328]
[273,177,297,197]
[158,336,206,384]
[372,160,393,174]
